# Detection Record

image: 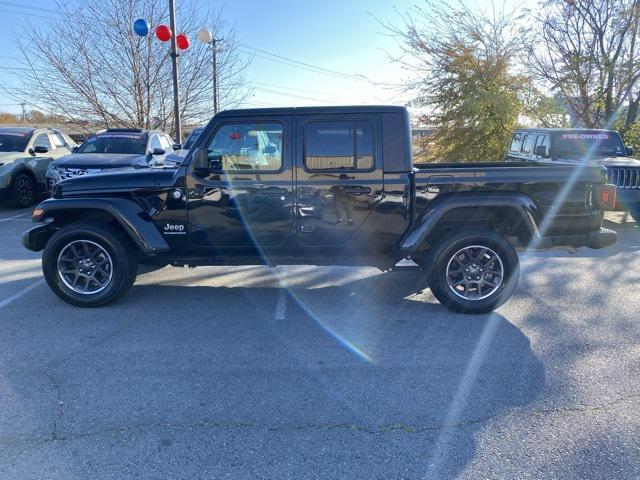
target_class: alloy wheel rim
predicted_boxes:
[16,177,33,204]
[57,240,113,295]
[446,245,504,301]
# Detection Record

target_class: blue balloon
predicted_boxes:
[133,18,149,37]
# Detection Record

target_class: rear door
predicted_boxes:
[294,115,383,247]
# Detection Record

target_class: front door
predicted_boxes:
[186,116,294,250]
[295,115,383,248]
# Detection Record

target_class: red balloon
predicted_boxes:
[155,24,172,42]
[176,33,190,50]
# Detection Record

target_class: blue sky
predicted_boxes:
[0,0,533,116]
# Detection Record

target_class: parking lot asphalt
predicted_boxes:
[1,204,639,479]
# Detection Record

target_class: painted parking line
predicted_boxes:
[0,279,45,309]
[0,213,28,223]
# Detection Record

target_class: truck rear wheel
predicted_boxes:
[429,229,520,314]
[42,223,138,307]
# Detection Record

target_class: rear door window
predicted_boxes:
[304,121,375,171]
[534,134,550,157]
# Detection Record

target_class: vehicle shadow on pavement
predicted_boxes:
[73,269,545,479]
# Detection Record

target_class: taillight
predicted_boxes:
[593,184,617,210]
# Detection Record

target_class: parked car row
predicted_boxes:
[0,125,209,208]
[0,127,77,207]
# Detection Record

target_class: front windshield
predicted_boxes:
[76,132,147,155]
[0,132,31,152]
[555,131,626,158]
[183,128,203,149]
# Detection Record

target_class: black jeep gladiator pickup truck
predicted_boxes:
[23,106,617,314]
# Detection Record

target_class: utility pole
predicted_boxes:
[20,102,26,124]
[197,28,221,115]
[212,38,219,114]
[168,0,182,142]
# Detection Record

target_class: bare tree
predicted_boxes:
[527,0,640,129]
[5,0,250,137]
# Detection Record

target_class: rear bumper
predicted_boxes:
[536,227,617,250]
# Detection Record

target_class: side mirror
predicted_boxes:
[263,145,277,155]
[191,147,210,173]
[626,146,635,157]
[173,143,182,151]
[32,145,49,154]
[534,145,548,158]
[152,148,166,156]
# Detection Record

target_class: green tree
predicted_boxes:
[382,1,526,162]
[622,121,640,153]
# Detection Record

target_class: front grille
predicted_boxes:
[56,168,102,180]
[606,167,640,189]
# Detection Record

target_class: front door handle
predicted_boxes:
[342,186,371,195]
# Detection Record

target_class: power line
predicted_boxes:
[252,86,341,104]
[239,42,368,81]
[252,81,353,100]
[0,0,58,14]
[0,8,54,20]
[238,45,374,84]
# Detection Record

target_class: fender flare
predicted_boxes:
[30,197,170,254]
[399,193,546,256]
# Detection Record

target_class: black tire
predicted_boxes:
[42,222,138,307]
[429,229,520,314]
[10,172,36,208]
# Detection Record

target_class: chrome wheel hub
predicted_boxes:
[446,245,504,301]
[57,240,113,294]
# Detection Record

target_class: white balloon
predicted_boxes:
[197,27,213,44]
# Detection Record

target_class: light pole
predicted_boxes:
[168,0,182,142]
[197,27,220,115]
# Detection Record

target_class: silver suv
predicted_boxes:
[0,127,76,207]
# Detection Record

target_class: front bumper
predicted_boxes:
[22,223,56,252]
[46,171,60,193]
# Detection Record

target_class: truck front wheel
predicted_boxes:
[429,229,520,314]
[42,223,138,307]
